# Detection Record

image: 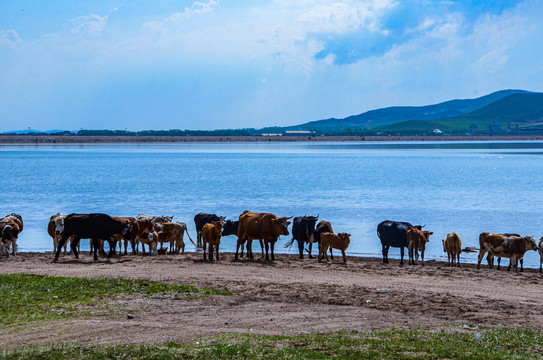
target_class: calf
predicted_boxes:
[202,221,223,261]
[477,232,538,272]
[314,220,334,259]
[442,232,462,267]
[318,232,351,263]
[0,214,23,256]
[406,228,433,266]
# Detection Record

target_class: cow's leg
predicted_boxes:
[497,257,502,270]
[270,241,276,261]
[342,250,346,263]
[520,258,524,272]
[106,239,115,258]
[54,234,71,262]
[507,258,512,272]
[457,253,460,267]
[400,246,405,266]
[92,238,99,261]
[203,242,207,260]
[421,249,425,266]
[234,238,241,260]
[71,237,80,259]
[318,244,323,262]
[382,244,388,263]
[264,241,270,261]
[215,243,219,261]
[308,243,314,259]
[323,245,329,262]
[477,250,486,270]
[298,240,304,260]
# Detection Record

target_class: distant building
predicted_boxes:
[432,129,443,135]
[284,130,314,136]
[261,133,283,136]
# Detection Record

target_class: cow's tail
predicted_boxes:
[284,238,295,248]
[185,229,197,246]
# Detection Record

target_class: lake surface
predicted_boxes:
[2,141,543,267]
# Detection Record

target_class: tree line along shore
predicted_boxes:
[1,134,543,143]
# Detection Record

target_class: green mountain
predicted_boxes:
[373,93,543,134]
[291,89,532,131]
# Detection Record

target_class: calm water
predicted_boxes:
[2,141,543,267]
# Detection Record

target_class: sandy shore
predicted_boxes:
[1,251,542,348]
[1,134,543,143]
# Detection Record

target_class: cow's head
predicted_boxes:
[221,220,237,236]
[162,215,174,222]
[54,217,65,235]
[442,239,446,252]
[422,231,433,242]
[273,216,292,236]
[219,216,227,223]
[121,222,132,240]
[338,233,351,242]
[1,225,16,241]
[212,220,223,233]
[525,236,538,252]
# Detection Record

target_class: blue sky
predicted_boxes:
[1,0,542,131]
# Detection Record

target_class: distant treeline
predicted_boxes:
[3,129,258,136]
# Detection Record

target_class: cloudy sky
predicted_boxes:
[1,0,542,131]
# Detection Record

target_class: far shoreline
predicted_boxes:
[1,134,543,143]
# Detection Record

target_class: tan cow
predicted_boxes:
[477,232,538,272]
[235,211,292,261]
[406,228,433,266]
[442,232,462,267]
[202,221,223,261]
[318,232,351,263]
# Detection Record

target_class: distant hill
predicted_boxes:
[290,89,533,131]
[373,93,543,134]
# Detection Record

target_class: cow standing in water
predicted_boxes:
[53,213,132,262]
[377,220,423,265]
[284,215,319,259]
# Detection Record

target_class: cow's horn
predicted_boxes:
[421,224,426,228]
[286,216,294,220]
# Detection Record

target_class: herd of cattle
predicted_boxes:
[0,212,542,272]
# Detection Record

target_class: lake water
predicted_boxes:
[2,141,543,267]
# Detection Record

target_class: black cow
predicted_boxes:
[221,220,239,237]
[284,215,318,259]
[194,213,225,248]
[377,220,423,265]
[53,213,132,262]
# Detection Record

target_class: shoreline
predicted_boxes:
[1,251,543,348]
[1,134,543,143]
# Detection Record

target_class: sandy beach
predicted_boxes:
[1,251,541,348]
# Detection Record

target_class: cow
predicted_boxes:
[221,220,239,237]
[539,236,543,273]
[284,215,318,259]
[477,232,538,272]
[442,232,462,267]
[0,223,19,257]
[53,213,132,262]
[153,222,189,254]
[111,216,137,255]
[406,228,433,266]
[235,211,292,261]
[194,213,225,248]
[318,232,351,263]
[0,213,23,256]
[486,233,521,269]
[136,214,174,223]
[314,220,334,259]
[202,221,223,261]
[377,220,423,265]
[132,219,157,255]
[47,213,80,255]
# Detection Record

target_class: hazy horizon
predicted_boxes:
[2,1,543,131]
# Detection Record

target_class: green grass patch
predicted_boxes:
[2,328,543,359]
[0,273,229,327]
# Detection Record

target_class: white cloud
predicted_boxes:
[67,14,108,36]
[143,0,219,33]
[0,30,21,48]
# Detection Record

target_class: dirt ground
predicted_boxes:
[1,251,542,348]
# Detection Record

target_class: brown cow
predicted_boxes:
[47,213,80,255]
[111,216,137,255]
[132,219,156,255]
[318,232,350,263]
[202,221,223,261]
[153,222,187,255]
[235,211,292,261]
[442,232,462,267]
[477,232,538,272]
[406,228,433,266]
[0,213,23,256]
